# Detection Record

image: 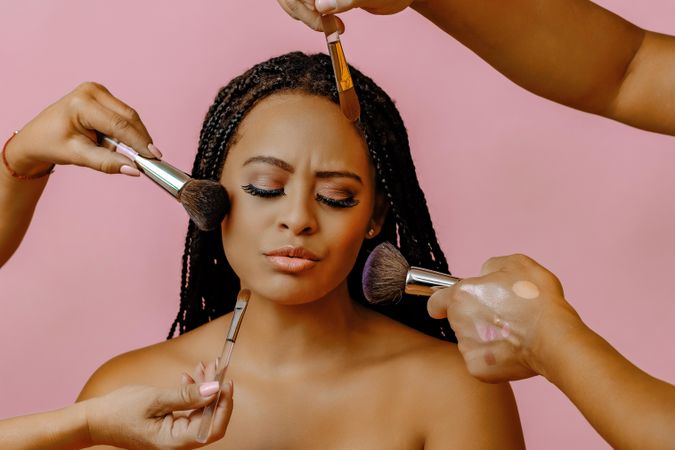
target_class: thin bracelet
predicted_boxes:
[1,131,55,180]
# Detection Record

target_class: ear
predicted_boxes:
[366,192,389,239]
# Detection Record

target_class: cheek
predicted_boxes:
[323,215,368,270]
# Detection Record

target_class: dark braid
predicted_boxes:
[168,52,455,342]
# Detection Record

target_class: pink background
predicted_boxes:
[1,1,673,448]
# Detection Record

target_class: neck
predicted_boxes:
[234,281,366,374]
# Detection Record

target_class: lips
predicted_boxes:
[263,245,320,274]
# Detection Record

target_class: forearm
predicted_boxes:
[538,314,675,449]
[0,402,92,450]
[412,0,675,135]
[0,138,50,268]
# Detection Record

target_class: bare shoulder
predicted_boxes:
[77,315,230,401]
[365,313,525,449]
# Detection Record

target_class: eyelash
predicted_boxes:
[241,184,359,209]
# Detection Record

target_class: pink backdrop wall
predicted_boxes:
[1,1,673,448]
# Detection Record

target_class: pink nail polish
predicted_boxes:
[148,143,163,159]
[199,381,219,397]
[316,0,337,12]
[120,165,141,177]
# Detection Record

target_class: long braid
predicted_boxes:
[169,52,455,342]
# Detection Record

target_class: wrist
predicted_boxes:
[72,401,95,448]
[526,302,588,381]
[82,396,107,447]
[2,131,54,178]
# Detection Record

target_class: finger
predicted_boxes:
[151,382,220,415]
[204,380,234,443]
[315,0,365,14]
[335,15,346,33]
[89,88,158,159]
[68,136,140,176]
[203,359,218,382]
[427,286,457,319]
[74,97,153,161]
[181,371,196,385]
[480,255,512,276]
[278,0,324,31]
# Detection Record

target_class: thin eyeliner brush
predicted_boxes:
[196,289,250,443]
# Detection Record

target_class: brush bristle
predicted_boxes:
[362,242,410,304]
[179,179,229,231]
[339,88,360,122]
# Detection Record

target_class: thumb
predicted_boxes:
[151,382,220,415]
[427,285,459,319]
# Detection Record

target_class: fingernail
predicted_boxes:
[316,0,337,12]
[199,381,220,397]
[148,143,163,159]
[120,165,141,177]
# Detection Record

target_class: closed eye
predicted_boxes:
[241,184,285,198]
[316,194,359,208]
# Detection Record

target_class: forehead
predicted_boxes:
[223,93,372,175]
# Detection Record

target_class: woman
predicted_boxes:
[78,52,524,448]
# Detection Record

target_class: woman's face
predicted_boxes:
[219,93,380,304]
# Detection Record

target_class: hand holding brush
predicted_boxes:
[362,242,578,382]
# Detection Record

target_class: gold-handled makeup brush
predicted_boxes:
[362,242,462,304]
[100,135,229,231]
[321,14,360,122]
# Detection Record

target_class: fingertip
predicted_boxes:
[147,143,163,159]
[335,16,345,34]
[120,165,141,177]
[315,0,337,14]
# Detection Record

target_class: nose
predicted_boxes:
[277,191,318,235]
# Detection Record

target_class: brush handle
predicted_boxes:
[196,291,250,443]
[321,15,354,93]
[102,136,190,198]
[196,342,234,443]
[405,267,461,296]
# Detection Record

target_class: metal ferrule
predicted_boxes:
[405,267,461,296]
[132,155,190,199]
[226,290,250,342]
[102,136,190,198]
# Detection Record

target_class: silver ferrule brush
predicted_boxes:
[362,242,461,304]
[100,135,229,231]
[404,266,461,296]
[102,136,189,198]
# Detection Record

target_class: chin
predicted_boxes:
[244,274,339,306]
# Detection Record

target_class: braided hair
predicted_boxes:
[168,52,455,342]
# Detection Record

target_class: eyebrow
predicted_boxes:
[243,156,363,184]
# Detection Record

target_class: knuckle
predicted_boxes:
[100,158,120,174]
[77,81,101,94]
[179,384,193,404]
[67,93,87,111]
[286,0,302,16]
[111,113,131,132]
[510,253,533,266]
[125,106,140,122]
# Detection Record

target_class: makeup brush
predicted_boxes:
[321,14,361,122]
[362,242,462,304]
[197,288,250,443]
[101,135,229,231]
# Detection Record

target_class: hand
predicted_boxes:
[277,0,414,32]
[85,380,233,449]
[5,82,161,178]
[427,254,583,383]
